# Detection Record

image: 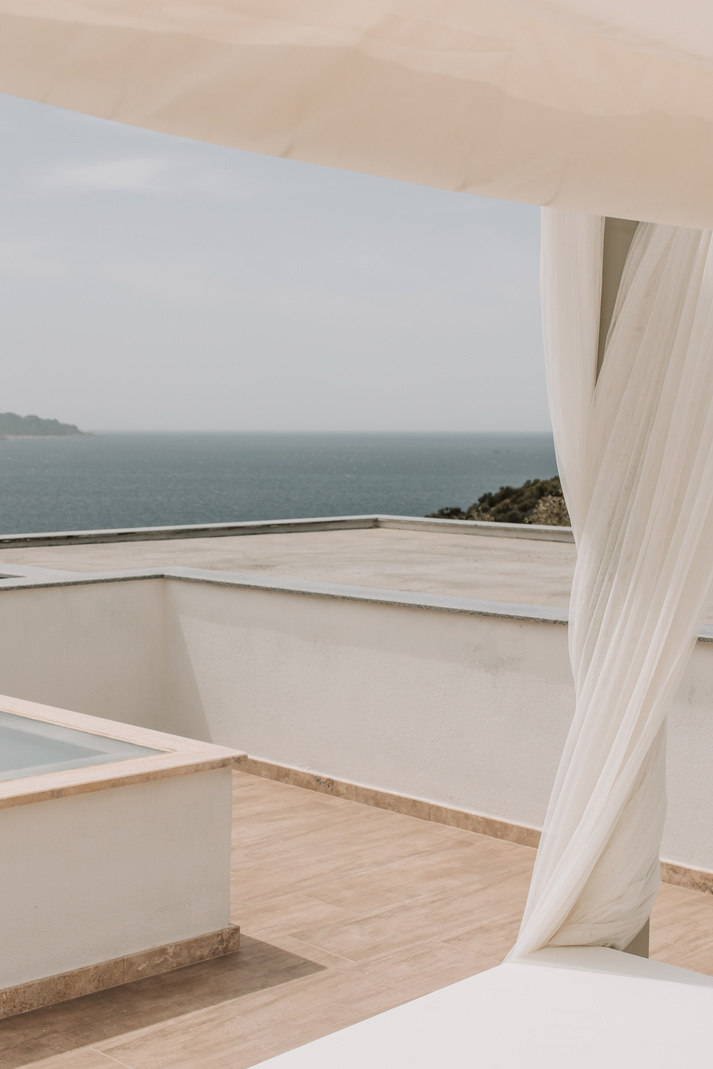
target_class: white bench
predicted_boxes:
[256,946,713,1067]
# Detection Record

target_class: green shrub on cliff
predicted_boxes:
[427,475,571,527]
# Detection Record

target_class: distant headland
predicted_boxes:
[0,412,89,439]
[428,475,570,526]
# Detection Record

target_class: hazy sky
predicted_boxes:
[0,92,548,433]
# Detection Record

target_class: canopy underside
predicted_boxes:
[1,1,713,226]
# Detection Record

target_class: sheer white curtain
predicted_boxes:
[510,211,713,956]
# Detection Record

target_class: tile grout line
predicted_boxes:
[87,1047,137,1069]
[270,934,357,966]
[427,936,506,965]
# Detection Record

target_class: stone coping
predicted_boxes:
[0,694,246,810]
[0,563,569,625]
[0,513,575,548]
[3,562,713,642]
[381,515,574,542]
[170,567,571,626]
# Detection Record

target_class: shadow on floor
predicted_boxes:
[0,936,324,1069]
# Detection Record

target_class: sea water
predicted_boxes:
[0,431,557,535]
[0,710,162,782]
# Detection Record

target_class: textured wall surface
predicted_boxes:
[0,766,233,987]
[0,580,166,730]
[1,575,712,871]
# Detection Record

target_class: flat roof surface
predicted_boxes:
[6,771,713,1069]
[0,527,578,606]
[3,524,713,624]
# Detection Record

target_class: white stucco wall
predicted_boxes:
[1,575,712,873]
[165,581,574,825]
[166,579,713,874]
[0,580,166,731]
[0,766,233,988]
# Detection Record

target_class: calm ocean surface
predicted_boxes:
[0,432,557,535]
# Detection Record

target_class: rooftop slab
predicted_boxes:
[3,522,713,625]
[5,772,713,1069]
[0,525,578,606]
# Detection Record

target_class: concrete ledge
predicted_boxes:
[6,564,713,646]
[242,758,713,894]
[0,564,571,628]
[0,924,240,1019]
[0,514,573,549]
[377,515,575,542]
[0,516,381,549]
[168,568,571,626]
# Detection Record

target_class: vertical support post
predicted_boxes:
[622,918,650,958]
[597,217,639,378]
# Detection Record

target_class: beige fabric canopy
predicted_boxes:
[1,0,713,227]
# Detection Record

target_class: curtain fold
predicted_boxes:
[510,210,713,956]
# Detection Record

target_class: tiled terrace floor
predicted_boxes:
[4,772,713,1069]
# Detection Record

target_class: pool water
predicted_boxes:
[0,710,163,782]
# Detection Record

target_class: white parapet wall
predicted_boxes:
[164,579,573,829]
[0,562,712,874]
[164,576,713,874]
[0,578,166,731]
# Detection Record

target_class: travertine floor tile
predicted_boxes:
[291,839,532,913]
[439,911,527,960]
[97,940,498,1069]
[0,937,322,1069]
[232,892,355,934]
[20,1051,123,1069]
[287,875,530,962]
[650,882,713,976]
[7,771,713,1069]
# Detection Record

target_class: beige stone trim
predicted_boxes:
[0,924,240,1019]
[243,757,713,894]
[241,756,541,849]
[660,860,713,895]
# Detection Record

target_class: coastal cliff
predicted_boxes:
[428,475,570,526]
[0,412,88,438]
